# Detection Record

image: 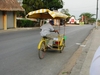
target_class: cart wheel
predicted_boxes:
[60,39,65,53]
[38,41,46,59]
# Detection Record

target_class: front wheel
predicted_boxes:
[38,41,46,59]
[60,39,65,53]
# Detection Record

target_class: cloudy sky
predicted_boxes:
[62,0,100,19]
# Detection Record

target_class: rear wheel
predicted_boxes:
[60,39,65,53]
[38,41,46,59]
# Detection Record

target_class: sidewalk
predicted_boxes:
[0,27,39,33]
[70,26,100,75]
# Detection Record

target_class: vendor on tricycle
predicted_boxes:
[40,20,59,48]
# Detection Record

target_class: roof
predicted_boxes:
[26,9,69,19]
[0,0,24,11]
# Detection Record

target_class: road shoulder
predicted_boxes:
[58,27,95,75]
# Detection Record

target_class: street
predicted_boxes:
[0,25,94,75]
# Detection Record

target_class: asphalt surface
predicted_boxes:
[0,25,95,75]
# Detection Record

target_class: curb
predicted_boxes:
[80,27,100,75]
[0,27,39,33]
[70,28,94,75]
[58,27,95,75]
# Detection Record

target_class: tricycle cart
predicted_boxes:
[26,9,69,59]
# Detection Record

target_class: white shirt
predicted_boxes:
[90,46,100,75]
[40,23,54,36]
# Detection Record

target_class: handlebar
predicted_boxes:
[55,31,59,34]
[54,30,59,34]
[51,30,59,34]
[56,31,59,34]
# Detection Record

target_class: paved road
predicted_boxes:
[0,25,94,75]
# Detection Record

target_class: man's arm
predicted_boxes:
[53,30,59,34]
[49,25,59,34]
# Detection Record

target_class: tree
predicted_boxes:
[22,0,64,15]
[79,12,95,24]
[60,9,70,16]
[88,18,96,24]
[23,0,44,14]
[42,0,63,10]
[98,19,100,26]
[50,0,63,10]
[60,9,70,22]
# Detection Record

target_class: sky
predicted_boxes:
[61,0,100,19]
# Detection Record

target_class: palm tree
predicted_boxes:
[79,13,95,24]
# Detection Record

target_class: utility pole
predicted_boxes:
[96,0,99,28]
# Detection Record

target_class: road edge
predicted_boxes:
[58,28,94,75]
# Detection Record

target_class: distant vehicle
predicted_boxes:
[76,20,79,25]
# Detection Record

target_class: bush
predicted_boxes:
[97,22,100,26]
[17,19,39,27]
[97,20,100,26]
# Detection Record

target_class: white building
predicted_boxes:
[69,16,76,24]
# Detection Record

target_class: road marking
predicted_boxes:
[76,43,86,47]
[76,43,81,45]
[80,45,86,47]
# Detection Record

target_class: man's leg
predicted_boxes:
[46,34,53,47]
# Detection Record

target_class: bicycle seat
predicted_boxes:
[43,36,48,39]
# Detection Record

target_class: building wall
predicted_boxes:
[53,10,60,25]
[69,17,76,24]
[0,11,15,30]
[7,12,14,28]
[0,11,3,29]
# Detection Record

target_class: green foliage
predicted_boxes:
[79,13,95,18]
[22,0,63,15]
[48,0,63,10]
[17,0,64,17]
[97,19,100,26]
[16,11,25,17]
[60,9,70,16]
[66,17,70,22]
[22,0,44,16]
[88,18,96,23]
[79,12,96,24]
[17,19,39,27]
[60,9,70,23]
[98,20,100,22]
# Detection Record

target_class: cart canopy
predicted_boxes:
[26,9,69,19]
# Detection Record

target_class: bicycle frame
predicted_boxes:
[38,37,48,50]
[53,34,65,50]
[38,34,65,50]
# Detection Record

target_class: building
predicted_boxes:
[0,0,24,30]
[53,10,60,25]
[68,16,76,24]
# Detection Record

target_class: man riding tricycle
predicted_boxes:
[26,9,68,59]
